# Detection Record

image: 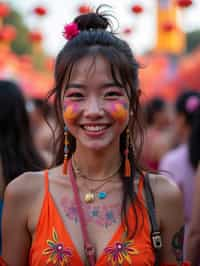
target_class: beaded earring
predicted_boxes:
[124,128,131,178]
[63,125,69,175]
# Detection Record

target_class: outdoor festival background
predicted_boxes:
[0,0,200,102]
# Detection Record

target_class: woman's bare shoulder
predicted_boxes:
[149,173,181,196]
[148,173,183,221]
[4,171,45,204]
[4,165,66,207]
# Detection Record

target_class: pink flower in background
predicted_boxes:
[186,96,200,113]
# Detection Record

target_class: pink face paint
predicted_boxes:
[63,102,79,122]
[110,100,129,121]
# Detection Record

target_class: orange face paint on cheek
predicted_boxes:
[63,102,80,122]
[109,101,129,121]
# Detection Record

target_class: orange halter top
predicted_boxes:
[29,171,155,265]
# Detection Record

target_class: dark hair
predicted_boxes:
[0,80,46,187]
[175,90,200,169]
[31,97,54,118]
[48,7,144,238]
[144,97,166,125]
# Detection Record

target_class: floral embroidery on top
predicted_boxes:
[104,238,139,265]
[43,227,72,265]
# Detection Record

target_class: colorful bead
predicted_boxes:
[98,191,107,199]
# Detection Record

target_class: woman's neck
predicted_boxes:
[72,145,121,180]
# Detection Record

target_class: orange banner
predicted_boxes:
[155,0,186,54]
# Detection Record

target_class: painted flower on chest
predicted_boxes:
[43,227,72,265]
[104,239,138,265]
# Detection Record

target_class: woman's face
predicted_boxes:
[62,55,130,151]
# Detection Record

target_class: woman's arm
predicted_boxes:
[2,174,32,266]
[151,175,185,264]
[185,164,200,265]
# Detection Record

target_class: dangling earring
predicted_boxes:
[63,125,68,175]
[124,128,131,178]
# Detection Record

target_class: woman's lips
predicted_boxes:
[80,124,111,137]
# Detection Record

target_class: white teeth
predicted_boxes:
[83,125,107,132]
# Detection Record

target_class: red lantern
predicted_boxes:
[33,6,47,16]
[78,5,91,14]
[29,31,43,43]
[0,2,10,17]
[123,27,132,35]
[0,25,16,42]
[176,0,192,8]
[131,4,143,14]
[162,21,175,32]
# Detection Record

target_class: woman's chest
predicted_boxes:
[53,191,123,259]
[30,176,155,265]
[32,221,155,266]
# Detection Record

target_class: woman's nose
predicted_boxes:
[84,97,104,118]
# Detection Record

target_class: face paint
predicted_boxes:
[110,100,129,121]
[63,102,80,122]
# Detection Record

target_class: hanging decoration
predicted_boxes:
[0,2,10,18]
[33,5,47,16]
[162,21,175,32]
[0,25,16,42]
[176,0,193,8]
[131,4,144,14]
[78,4,91,14]
[29,31,43,43]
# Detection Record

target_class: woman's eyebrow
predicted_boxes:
[101,82,123,89]
[66,83,86,89]
[66,82,123,89]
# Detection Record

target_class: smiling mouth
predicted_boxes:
[81,125,111,132]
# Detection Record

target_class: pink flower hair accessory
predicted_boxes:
[185,96,200,113]
[63,22,80,40]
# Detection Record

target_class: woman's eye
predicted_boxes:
[66,92,84,98]
[105,91,122,97]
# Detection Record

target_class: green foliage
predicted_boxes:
[4,8,49,71]
[186,30,200,53]
[4,9,32,55]
[32,49,47,70]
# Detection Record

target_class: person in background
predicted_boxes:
[1,8,184,265]
[0,80,46,254]
[142,97,174,170]
[186,163,200,266]
[26,97,56,166]
[159,90,200,259]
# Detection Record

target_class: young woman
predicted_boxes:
[159,90,200,259]
[0,80,46,254]
[186,163,200,266]
[1,8,185,266]
[142,97,174,170]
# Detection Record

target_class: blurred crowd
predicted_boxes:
[0,79,199,261]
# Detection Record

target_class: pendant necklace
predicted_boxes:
[72,156,122,203]
[83,178,114,203]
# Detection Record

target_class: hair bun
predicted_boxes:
[74,7,111,31]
